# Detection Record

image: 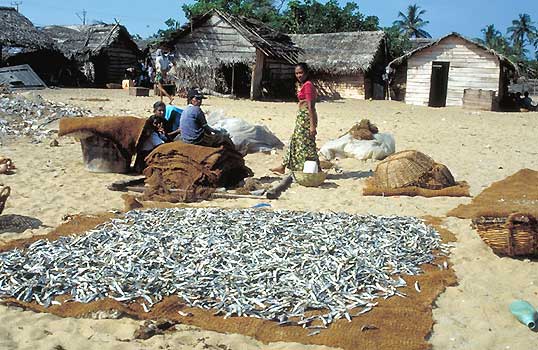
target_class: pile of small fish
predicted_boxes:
[0,208,449,329]
[0,91,91,142]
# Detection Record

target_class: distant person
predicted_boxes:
[521,91,536,111]
[515,92,523,107]
[153,101,183,141]
[180,89,233,148]
[136,59,149,87]
[154,49,174,103]
[271,62,319,174]
[135,115,167,172]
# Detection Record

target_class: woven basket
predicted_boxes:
[0,186,10,215]
[293,172,327,187]
[472,213,538,256]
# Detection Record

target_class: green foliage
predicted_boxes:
[383,25,411,59]
[182,0,285,30]
[507,13,537,51]
[476,15,538,78]
[153,18,181,39]
[393,4,431,38]
[180,0,379,34]
[282,0,379,34]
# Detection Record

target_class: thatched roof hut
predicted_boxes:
[290,31,387,99]
[0,7,77,86]
[0,7,54,51]
[42,24,142,86]
[159,9,301,99]
[387,32,517,109]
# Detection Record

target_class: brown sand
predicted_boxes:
[1,88,538,349]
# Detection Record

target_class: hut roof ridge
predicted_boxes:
[161,9,300,64]
[41,23,140,58]
[0,7,55,50]
[388,32,517,71]
[289,31,386,74]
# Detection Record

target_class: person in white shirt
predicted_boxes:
[154,49,174,103]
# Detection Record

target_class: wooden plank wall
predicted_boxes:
[462,89,495,110]
[173,14,256,64]
[265,58,294,80]
[405,36,500,106]
[105,43,138,83]
[316,73,366,99]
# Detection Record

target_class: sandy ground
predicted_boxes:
[1,88,538,349]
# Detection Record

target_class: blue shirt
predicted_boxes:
[164,105,183,133]
[180,105,207,144]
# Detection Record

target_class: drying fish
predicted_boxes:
[177,310,193,317]
[0,208,447,329]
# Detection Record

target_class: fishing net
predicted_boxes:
[142,142,253,202]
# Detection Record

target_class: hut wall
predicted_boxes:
[405,36,500,106]
[103,41,138,84]
[172,14,256,64]
[263,57,295,98]
[315,73,366,99]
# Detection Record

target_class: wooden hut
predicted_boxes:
[42,24,141,86]
[160,9,300,100]
[289,31,387,100]
[0,6,72,86]
[387,33,517,108]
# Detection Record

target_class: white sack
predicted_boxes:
[207,110,284,155]
[320,133,395,161]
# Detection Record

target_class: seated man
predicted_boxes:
[180,89,233,148]
[521,91,536,111]
[153,101,183,141]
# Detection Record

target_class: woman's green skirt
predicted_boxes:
[283,109,318,171]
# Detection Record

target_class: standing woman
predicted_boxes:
[271,63,319,174]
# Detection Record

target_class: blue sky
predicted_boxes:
[1,0,537,41]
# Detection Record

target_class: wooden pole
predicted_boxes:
[231,63,235,96]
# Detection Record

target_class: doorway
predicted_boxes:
[428,61,449,107]
[222,63,251,98]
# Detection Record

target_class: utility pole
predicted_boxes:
[76,9,87,25]
[11,1,22,12]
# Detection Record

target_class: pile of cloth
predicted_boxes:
[320,119,395,161]
[142,141,253,202]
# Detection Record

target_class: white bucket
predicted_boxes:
[303,160,319,173]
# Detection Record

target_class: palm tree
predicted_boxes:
[507,14,537,51]
[393,4,431,38]
[476,24,509,53]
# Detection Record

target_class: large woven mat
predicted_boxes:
[448,169,538,218]
[363,178,470,198]
[0,213,456,350]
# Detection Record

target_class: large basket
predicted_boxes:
[293,172,327,187]
[0,186,10,215]
[472,213,538,256]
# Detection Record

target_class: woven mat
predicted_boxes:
[448,169,538,218]
[0,213,456,350]
[59,116,146,157]
[363,178,470,198]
